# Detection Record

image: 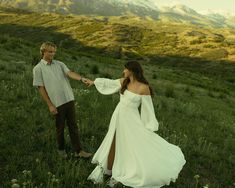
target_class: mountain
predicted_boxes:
[0,0,160,18]
[0,0,234,28]
[160,4,199,16]
[159,5,235,28]
[226,16,235,28]
[199,9,235,28]
[0,7,235,63]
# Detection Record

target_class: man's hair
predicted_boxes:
[40,41,57,56]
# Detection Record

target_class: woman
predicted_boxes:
[85,61,186,188]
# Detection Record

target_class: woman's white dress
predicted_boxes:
[87,78,186,188]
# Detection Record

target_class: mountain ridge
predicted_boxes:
[0,0,234,28]
[0,8,235,63]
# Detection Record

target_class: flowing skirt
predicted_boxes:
[88,103,186,188]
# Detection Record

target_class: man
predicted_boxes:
[33,41,92,158]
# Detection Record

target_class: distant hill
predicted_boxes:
[0,0,235,29]
[0,8,235,62]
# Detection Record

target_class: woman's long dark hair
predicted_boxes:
[120,61,153,96]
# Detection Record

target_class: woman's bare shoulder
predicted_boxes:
[139,83,151,95]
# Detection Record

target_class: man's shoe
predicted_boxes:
[75,150,93,158]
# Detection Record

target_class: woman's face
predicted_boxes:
[123,68,132,78]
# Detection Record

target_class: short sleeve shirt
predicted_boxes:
[33,59,74,107]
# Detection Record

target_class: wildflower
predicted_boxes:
[11,179,17,184]
[11,183,20,188]
[35,158,40,163]
[51,177,59,184]
[203,184,209,188]
[22,170,27,174]
[194,174,200,188]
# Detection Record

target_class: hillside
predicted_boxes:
[0,8,235,83]
[0,8,235,188]
[0,0,235,28]
[1,8,235,61]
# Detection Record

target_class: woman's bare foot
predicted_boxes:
[75,150,93,158]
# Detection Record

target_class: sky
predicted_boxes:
[154,0,235,14]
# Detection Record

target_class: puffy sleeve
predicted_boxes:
[94,78,121,95]
[140,95,159,132]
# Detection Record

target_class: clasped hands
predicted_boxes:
[81,77,94,87]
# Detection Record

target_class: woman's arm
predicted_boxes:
[84,78,123,95]
[119,78,125,86]
[84,78,125,87]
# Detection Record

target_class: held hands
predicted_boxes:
[81,77,94,87]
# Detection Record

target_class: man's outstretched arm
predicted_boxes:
[67,71,83,81]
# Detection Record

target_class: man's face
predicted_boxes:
[43,46,56,61]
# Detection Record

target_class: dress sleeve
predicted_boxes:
[140,95,159,132]
[94,78,121,95]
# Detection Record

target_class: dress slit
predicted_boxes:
[107,131,116,171]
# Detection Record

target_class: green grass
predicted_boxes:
[0,9,235,188]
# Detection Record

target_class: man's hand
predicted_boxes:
[38,86,58,115]
[49,105,58,115]
[82,78,94,87]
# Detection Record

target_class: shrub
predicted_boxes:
[184,86,194,96]
[100,72,112,79]
[90,65,99,74]
[201,49,228,60]
[190,39,202,45]
[152,73,157,79]
[164,84,175,98]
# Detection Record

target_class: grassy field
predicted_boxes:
[0,9,235,188]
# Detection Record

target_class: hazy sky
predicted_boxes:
[154,0,235,13]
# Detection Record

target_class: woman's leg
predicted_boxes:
[108,132,116,170]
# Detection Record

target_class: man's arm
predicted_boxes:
[67,71,83,81]
[38,86,58,115]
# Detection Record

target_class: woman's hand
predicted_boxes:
[82,78,94,87]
